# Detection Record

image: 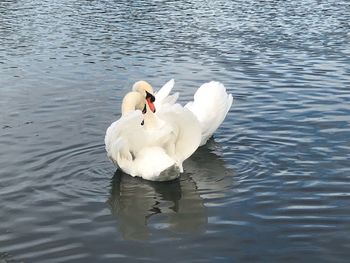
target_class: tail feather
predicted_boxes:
[185,81,233,146]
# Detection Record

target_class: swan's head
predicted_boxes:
[132,80,156,113]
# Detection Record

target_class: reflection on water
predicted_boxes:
[0,252,14,263]
[185,140,236,199]
[108,142,233,240]
[1,0,350,262]
[108,172,205,240]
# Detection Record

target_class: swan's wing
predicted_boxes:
[158,104,201,164]
[185,81,233,146]
[105,111,144,164]
[105,111,177,179]
[155,79,179,110]
[155,79,174,103]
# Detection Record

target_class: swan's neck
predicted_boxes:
[121,92,144,116]
[121,91,160,128]
[143,105,161,129]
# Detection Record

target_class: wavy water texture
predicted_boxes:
[0,0,350,262]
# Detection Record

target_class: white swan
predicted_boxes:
[105,79,233,181]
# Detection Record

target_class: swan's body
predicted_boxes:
[105,80,232,181]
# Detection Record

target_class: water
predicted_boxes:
[1,0,350,262]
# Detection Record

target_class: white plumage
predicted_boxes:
[105,79,233,181]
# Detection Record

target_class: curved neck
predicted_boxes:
[121,91,160,129]
[121,92,144,116]
[143,103,160,129]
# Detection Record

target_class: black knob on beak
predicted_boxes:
[146,91,155,102]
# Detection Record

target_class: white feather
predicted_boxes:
[154,79,177,110]
[185,81,233,145]
[105,79,233,181]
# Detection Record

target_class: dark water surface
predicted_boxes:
[1,0,350,262]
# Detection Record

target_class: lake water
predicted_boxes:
[1,0,350,262]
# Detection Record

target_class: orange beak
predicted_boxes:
[146,97,156,113]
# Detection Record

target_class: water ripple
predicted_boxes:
[1,0,350,262]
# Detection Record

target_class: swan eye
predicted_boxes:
[142,104,147,114]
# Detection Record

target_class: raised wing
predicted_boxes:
[155,79,179,111]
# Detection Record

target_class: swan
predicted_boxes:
[105,79,233,181]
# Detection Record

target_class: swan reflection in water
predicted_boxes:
[107,140,234,240]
